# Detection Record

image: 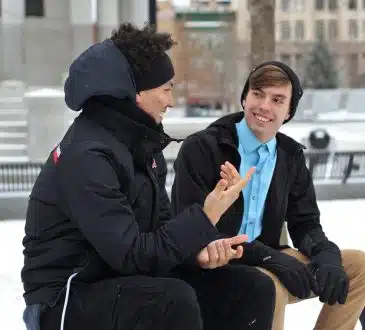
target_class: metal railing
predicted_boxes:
[1,151,365,194]
[306,151,365,183]
[0,163,42,193]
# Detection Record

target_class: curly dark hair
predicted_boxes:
[111,23,177,74]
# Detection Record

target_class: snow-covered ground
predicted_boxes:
[1,199,364,330]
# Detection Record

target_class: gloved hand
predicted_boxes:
[242,240,317,299]
[309,242,349,305]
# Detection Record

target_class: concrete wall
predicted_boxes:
[0,0,72,85]
[0,0,150,86]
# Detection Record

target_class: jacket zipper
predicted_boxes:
[145,160,160,231]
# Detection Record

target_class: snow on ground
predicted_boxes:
[1,199,364,329]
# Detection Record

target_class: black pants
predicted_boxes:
[181,264,276,330]
[41,265,275,330]
[41,276,203,330]
[360,308,365,329]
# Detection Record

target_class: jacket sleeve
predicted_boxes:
[155,151,172,224]
[57,145,218,276]
[286,150,341,259]
[171,135,217,214]
[171,136,226,272]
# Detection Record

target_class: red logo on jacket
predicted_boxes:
[52,145,61,164]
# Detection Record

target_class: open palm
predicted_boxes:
[203,165,255,225]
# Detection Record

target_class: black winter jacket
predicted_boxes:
[21,39,218,306]
[171,112,340,261]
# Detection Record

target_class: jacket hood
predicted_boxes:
[64,38,137,111]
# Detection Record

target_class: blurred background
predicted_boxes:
[0,0,365,329]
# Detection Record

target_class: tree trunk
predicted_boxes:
[249,0,276,68]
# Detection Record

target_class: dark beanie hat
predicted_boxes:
[240,60,303,123]
[132,52,175,92]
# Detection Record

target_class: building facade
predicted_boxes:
[237,0,365,87]
[0,0,150,85]
[1,0,364,88]
[170,0,365,106]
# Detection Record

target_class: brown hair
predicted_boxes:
[248,65,291,90]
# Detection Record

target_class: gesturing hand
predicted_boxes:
[197,234,248,269]
[203,165,255,225]
[220,161,241,188]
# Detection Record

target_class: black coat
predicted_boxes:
[21,39,218,306]
[171,112,338,256]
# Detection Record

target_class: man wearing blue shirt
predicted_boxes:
[172,61,365,330]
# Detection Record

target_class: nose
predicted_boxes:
[260,96,271,112]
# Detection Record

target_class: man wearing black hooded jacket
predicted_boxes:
[21,24,276,330]
[172,61,365,330]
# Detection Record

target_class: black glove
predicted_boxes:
[242,240,317,299]
[309,242,349,305]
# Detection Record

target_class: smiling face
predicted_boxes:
[136,80,175,123]
[243,65,292,143]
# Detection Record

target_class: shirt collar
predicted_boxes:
[266,136,276,157]
[236,118,276,156]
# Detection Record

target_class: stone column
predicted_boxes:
[1,0,25,80]
[69,0,94,60]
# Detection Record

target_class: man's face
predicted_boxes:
[136,80,175,123]
[243,83,292,142]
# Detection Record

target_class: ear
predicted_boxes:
[241,99,245,108]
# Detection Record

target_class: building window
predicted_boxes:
[295,54,304,77]
[190,57,205,69]
[216,0,231,4]
[280,54,291,66]
[363,0,365,9]
[348,19,359,39]
[280,20,291,40]
[25,0,44,17]
[315,20,325,39]
[293,0,305,11]
[348,53,359,87]
[328,20,338,40]
[328,0,338,10]
[295,20,305,40]
[315,0,325,10]
[348,0,357,10]
[281,0,290,11]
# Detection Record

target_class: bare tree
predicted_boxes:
[249,0,276,68]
